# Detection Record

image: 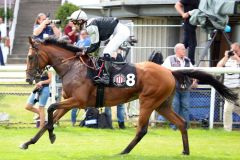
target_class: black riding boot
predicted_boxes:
[235,1,240,14]
[118,121,126,129]
[94,54,111,85]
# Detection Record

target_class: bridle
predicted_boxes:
[26,45,43,82]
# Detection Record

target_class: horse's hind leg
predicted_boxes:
[120,101,154,154]
[156,103,189,155]
[20,109,69,150]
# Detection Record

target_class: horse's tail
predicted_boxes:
[171,69,238,103]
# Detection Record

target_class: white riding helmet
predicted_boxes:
[69,10,88,21]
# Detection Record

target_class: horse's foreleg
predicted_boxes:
[20,109,69,150]
[20,126,47,150]
[120,106,153,154]
[47,98,79,143]
[47,108,71,144]
[158,105,189,155]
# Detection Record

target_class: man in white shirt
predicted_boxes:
[217,42,240,131]
[162,43,197,129]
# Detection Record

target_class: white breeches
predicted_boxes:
[102,23,130,56]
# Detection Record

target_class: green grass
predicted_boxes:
[0,127,239,160]
[0,84,33,92]
[1,89,240,160]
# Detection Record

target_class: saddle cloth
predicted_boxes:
[87,62,137,88]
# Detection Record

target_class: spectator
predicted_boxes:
[64,20,78,44]
[162,43,198,129]
[175,0,200,65]
[71,29,91,126]
[105,104,126,129]
[71,108,79,126]
[75,29,91,48]
[217,42,240,131]
[25,71,52,128]
[32,13,61,125]
[33,13,60,40]
[0,17,6,66]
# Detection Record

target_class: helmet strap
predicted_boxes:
[79,20,87,29]
[76,10,82,20]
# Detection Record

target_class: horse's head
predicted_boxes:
[26,37,87,84]
[26,37,48,84]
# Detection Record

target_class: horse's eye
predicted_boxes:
[28,55,33,60]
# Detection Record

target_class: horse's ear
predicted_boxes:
[28,37,34,46]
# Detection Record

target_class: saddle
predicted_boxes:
[80,54,137,108]
[87,55,137,88]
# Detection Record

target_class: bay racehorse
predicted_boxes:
[21,37,238,155]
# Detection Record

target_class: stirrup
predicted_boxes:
[94,75,110,85]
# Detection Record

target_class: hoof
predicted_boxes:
[120,151,128,155]
[49,134,56,144]
[182,151,190,155]
[19,143,28,150]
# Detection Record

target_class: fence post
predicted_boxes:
[209,87,216,129]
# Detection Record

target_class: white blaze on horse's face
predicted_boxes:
[28,47,34,56]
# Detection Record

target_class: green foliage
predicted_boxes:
[55,2,80,28]
[0,8,13,20]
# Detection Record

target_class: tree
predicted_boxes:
[55,2,80,28]
[0,8,13,20]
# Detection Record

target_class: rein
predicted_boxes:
[79,55,97,70]
[46,54,97,71]
[46,55,77,70]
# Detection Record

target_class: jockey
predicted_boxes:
[69,10,130,85]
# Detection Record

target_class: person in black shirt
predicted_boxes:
[175,0,200,65]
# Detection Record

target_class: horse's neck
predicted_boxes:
[45,46,88,85]
[53,57,87,82]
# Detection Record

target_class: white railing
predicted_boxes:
[169,67,240,74]
[0,65,26,82]
[1,66,240,128]
[9,0,20,55]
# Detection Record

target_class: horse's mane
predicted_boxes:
[42,37,82,53]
